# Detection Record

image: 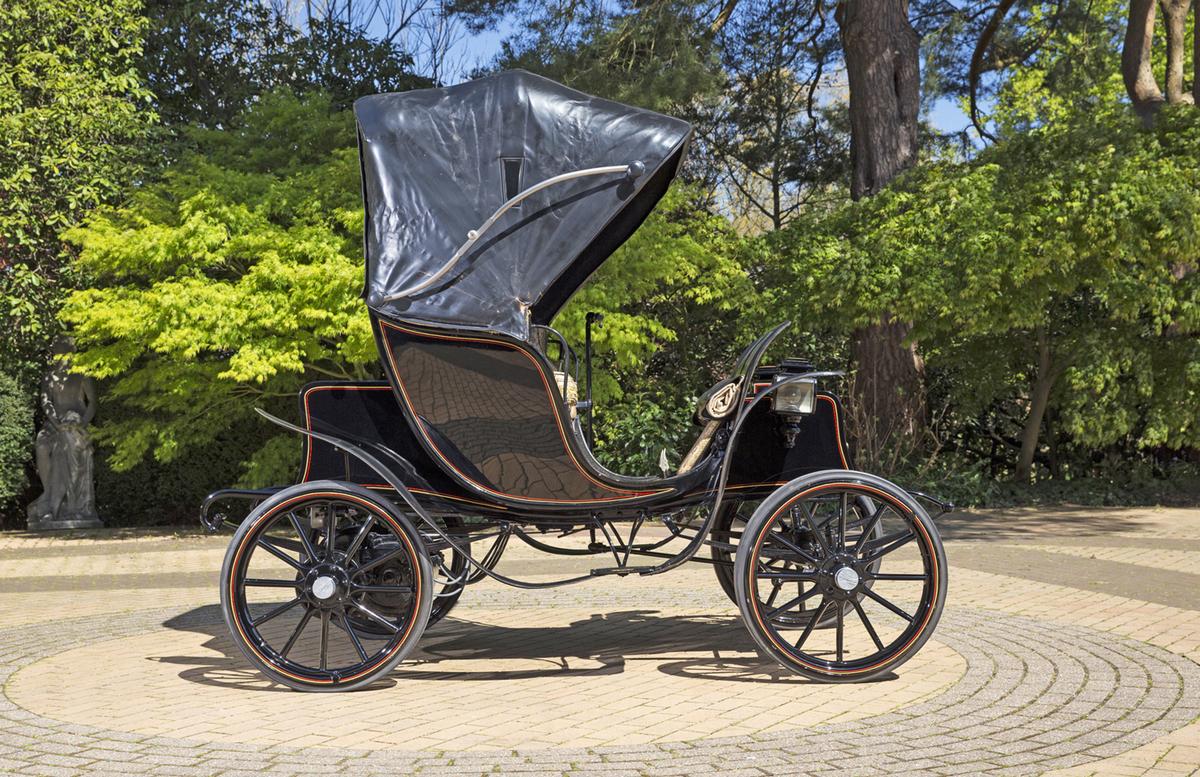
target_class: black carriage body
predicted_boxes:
[298,314,852,522]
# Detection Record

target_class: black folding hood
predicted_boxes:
[354,70,692,338]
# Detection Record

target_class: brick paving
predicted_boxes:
[0,506,1197,775]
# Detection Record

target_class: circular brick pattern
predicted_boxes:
[6,607,966,750]
[1,604,1198,776]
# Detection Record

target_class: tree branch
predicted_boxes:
[967,0,1017,143]
[1123,0,1165,123]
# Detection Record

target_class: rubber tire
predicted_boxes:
[220,480,433,692]
[734,470,947,682]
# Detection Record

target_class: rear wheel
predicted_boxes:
[424,516,469,627]
[220,481,432,692]
[348,515,468,637]
[734,471,946,682]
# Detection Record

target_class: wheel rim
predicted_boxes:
[745,483,939,675]
[228,493,423,686]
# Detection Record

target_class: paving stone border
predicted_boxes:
[1,604,1198,776]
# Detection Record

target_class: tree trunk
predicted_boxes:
[836,0,926,465]
[1162,0,1194,104]
[1123,0,1166,123]
[1195,4,1200,105]
[1015,330,1058,482]
[836,0,920,199]
[850,314,926,453]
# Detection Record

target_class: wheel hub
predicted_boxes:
[311,575,337,600]
[303,564,349,608]
[834,566,860,592]
[817,554,863,599]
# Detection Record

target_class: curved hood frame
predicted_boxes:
[355,70,692,338]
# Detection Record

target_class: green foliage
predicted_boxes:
[903,451,1200,509]
[140,0,432,129]
[556,186,753,379]
[139,0,294,129]
[0,0,155,387]
[553,185,759,471]
[488,0,723,114]
[93,405,277,526]
[286,18,431,110]
[63,91,372,485]
[986,0,1129,135]
[0,372,34,505]
[774,105,1200,474]
[590,392,695,475]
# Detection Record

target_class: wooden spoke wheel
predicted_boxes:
[714,495,884,629]
[220,482,432,692]
[734,471,947,682]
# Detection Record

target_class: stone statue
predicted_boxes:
[26,338,102,530]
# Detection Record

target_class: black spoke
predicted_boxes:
[288,512,319,563]
[765,578,783,608]
[324,505,337,558]
[836,605,844,662]
[757,570,817,580]
[862,587,915,623]
[256,538,306,571]
[797,502,831,556]
[838,492,848,549]
[281,607,315,658]
[853,599,885,652]
[794,599,830,652]
[869,572,928,581]
[344,516,377,560]
[351,546,408,577]
[244,578,299,588]
[251,596,301,627]
[765,586,821,620]
[340,611,369,661]
[319,610,330,671]
[351,584,414,594]
[852,504,888,554]
[349,600,400,634]
[864,530,916,562]
[261,535,309,556]
[765,529,820,566]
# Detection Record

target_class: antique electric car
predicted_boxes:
[201,71,950,692]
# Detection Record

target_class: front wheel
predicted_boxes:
[220,481,432,692]
[734,471,947,682]
[714,495,883,629]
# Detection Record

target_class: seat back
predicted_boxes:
[377,319,664,505]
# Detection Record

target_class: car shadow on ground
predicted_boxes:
[157,605,880,691]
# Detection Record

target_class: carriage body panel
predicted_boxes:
[295,314,855,521]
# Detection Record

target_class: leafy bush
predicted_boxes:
[63,91,367,484]
[591,393,697,476]
[772,107,1200,481]
[0,0,155,389]
[0,372,34,506]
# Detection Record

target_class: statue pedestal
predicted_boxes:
[26,513,104,532]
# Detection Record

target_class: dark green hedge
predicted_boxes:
[0,372,34,510]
